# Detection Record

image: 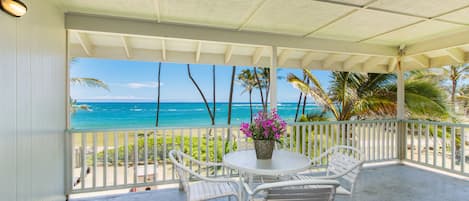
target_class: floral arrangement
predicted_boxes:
[240,109,287,142]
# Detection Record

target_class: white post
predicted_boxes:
[270,46,278,111]
[396,50,406,160]
[397,65,405,119]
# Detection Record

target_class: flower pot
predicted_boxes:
[254,140,275,160]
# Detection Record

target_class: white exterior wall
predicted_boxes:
[0,0,66,200]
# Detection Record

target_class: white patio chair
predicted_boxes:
[242,178,340,201]
[169,149,240,201]
[293,145,364,197]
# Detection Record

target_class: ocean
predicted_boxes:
[71,102,325,129]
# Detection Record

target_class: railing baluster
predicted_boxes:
[206,128,209,177]
[221,127,226,175]
[442,125,446,169]
[114,132,118,186]
[308,124,312,158]
[425,124,430,164]
[104,132,108,187]
[377,122,381,160]
[302,124,306,155]
[433,124,437,167]
[214,127,218,177]
[314,124,318,158]
[162,129,166,181]
[418,123,422,163]
[93,132,97,188]
[296,125,300,153]
[134,132,138,184]
[451,126,455,171]
[319,124,324,164]
[189,128,193,171]
[461,127,465,174]
[81,133,86,190]
[411,122,414,161]
[325,124,329,154]
[171,129,175,180]
[367,123,371,161]
[124,132,128,185]
[198,128,202,175]
[342,123,346,146]
[153,129,157,183]
[144,130,148,183]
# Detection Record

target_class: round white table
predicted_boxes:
[223,149,311,176]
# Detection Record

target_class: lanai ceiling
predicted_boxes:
[61,0,469,73]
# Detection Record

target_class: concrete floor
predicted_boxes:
[72,164,469,201]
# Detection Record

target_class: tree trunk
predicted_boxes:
[302,78,310,115]
[249,89,253,122]
[254,67,266,113]
[212,65,216,125]
[155,62,162,127]
[227,66,236,124]
[452,79,457,113]
[187,64,214,124]
[294,92,302,122]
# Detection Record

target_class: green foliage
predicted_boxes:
[93,133,236,166]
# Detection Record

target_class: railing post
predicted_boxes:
[270,46,278,111]
[397,120,406,161]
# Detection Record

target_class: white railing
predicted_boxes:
[403,120,469,176]
[65,119,401,194]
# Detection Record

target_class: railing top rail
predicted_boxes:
[67,124,239,133]
[289,119,399,126]
[403,119,469,127]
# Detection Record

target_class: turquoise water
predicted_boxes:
[71,102,324,129]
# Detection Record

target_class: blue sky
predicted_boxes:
[70,58,332,103]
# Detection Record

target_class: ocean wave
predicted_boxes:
[130,109,143,112]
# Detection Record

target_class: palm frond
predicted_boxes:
[70,77,110,91]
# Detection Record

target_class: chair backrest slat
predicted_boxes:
[325,146,364,194]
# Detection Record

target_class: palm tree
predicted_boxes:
[287,69,449,121]
[70,77,110,113]
[438,64,469,113]
[237,69,256,122]
[187,64,215,125]
[155,62,162,127]
[457,85,469,117]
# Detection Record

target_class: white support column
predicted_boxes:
[270,46,278,111]
[397,58,405,120]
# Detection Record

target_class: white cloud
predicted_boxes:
[127,82,163,89]
[77,95,155,102]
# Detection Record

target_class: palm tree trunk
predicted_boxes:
[155,62,162,127]
[452,79,457,113]
[227,66,236,124]
[212,65,216,125]
[254,67,266,113]
[187,64,214,124]
[249,89,253,122]
[294,92,302,122]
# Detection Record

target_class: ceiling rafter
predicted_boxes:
[161,39,166,61]
[409,55,430,68]
[121,36,132,58]
[225,45,233,64]
[387,57,398,72]
[153,0,161,23]
[252,47,265,66]
[74,32,94,56]
[277,49,293,66]
[195,41,202,63]
[301,52,316,68]
[363,56,385,70]
[237,0,268,31]
[343,55,369,70]
[304,0,379,38]
[445,48,465,63]
[321,54,345,69]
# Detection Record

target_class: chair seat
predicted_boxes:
[188,181,238,201]
[293,175,352,196]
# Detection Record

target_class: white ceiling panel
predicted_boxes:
[371,0,469,17]
[368,21,467,46]
[312,10,421,41]
[438,7,469,25]
[87,34,122,47]
[159,0,263,29]
[243,0,354,36]
[129,37,162,50]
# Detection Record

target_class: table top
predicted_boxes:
[223,150,311,176]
